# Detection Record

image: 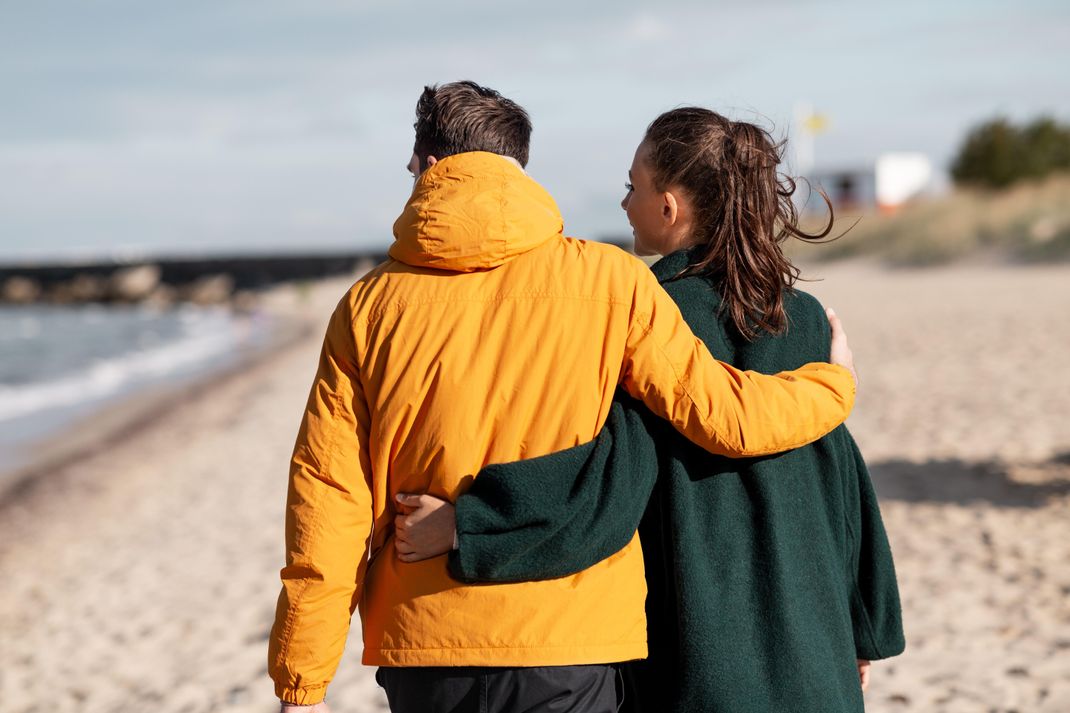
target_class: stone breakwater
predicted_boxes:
[0,251,385,307]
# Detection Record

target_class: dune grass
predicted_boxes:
[790,173,1070,266]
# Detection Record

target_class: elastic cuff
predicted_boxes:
[833,363,858,398]
[449,497,479,583]
[275,681,328,705]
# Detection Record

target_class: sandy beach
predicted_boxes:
[1,261,1068,713]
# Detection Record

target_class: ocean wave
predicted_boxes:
[0,327,238,423]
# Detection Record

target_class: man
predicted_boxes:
[269,80,857,713]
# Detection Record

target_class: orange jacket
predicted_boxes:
[269,152,855,704]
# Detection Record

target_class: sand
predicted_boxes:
[801,262,1070,713]
[0,261,1068,713]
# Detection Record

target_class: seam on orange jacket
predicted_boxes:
[363,292,632,328]
[376,641,647,652]
[273,378,350,686]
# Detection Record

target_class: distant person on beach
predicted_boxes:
[268,82,858,713]
[394,108,905,712]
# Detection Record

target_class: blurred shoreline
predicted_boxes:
[0,275,361,506]
[0,250,384,488]
[0,303,275,477]
[0,308,310,507]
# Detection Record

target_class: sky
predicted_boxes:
[1,0,1068,260]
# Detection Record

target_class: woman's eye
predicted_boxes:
[624,182,634,192]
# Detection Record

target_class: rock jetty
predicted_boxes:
[0,252,384,308]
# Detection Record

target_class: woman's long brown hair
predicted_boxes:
[644,107,834,340]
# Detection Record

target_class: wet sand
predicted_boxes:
[0,262,1068,712]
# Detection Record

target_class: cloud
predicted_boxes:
[1,1,1069,257]
[621,12,672,42]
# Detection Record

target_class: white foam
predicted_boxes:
[0,324,238,423]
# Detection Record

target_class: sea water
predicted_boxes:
[0,303,275,474]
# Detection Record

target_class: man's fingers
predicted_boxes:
[827,307,848,345]
[826,306,851,355]
[826,307,858,386]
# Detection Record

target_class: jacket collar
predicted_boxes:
[390,152,564,273]
[651,247,694,283]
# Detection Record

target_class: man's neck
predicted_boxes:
[499,155,525,173]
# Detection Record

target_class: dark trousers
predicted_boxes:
[376,664,620,713]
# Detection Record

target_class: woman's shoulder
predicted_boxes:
[784,288,829,331]
[771,287,832,362]
[721,287,831,368]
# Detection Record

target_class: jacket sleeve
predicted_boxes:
[448,391,660,583]
[268,297,375,705]
[845,432,907,660]
[621,266,855,457]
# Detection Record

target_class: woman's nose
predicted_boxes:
[620,194,629,211]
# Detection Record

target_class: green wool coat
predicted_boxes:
[448,248,905,713]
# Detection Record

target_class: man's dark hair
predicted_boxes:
[413,81,531,169]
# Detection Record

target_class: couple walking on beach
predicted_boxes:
[268,81,904,713]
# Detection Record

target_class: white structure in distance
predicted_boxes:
[875,153,933,210]
[806,153,936,214]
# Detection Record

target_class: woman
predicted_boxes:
[394,108,904,712]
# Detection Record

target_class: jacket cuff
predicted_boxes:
[275,681,328,706]
[855,632,906,661]
[447,497,480,583]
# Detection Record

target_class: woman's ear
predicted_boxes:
[662,190,680,227]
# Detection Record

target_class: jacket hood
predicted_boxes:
[390,152,564,272]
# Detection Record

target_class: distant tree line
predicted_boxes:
[951,116,1070,188]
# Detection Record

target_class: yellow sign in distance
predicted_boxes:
[801,112,830,135]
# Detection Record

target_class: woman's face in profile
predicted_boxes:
[622,141,690,257]
[621,141,663,256]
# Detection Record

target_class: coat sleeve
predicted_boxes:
[621,266,855,457]
[268,297,375,705]
[845,432,907,660]
[448,391,660,583]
